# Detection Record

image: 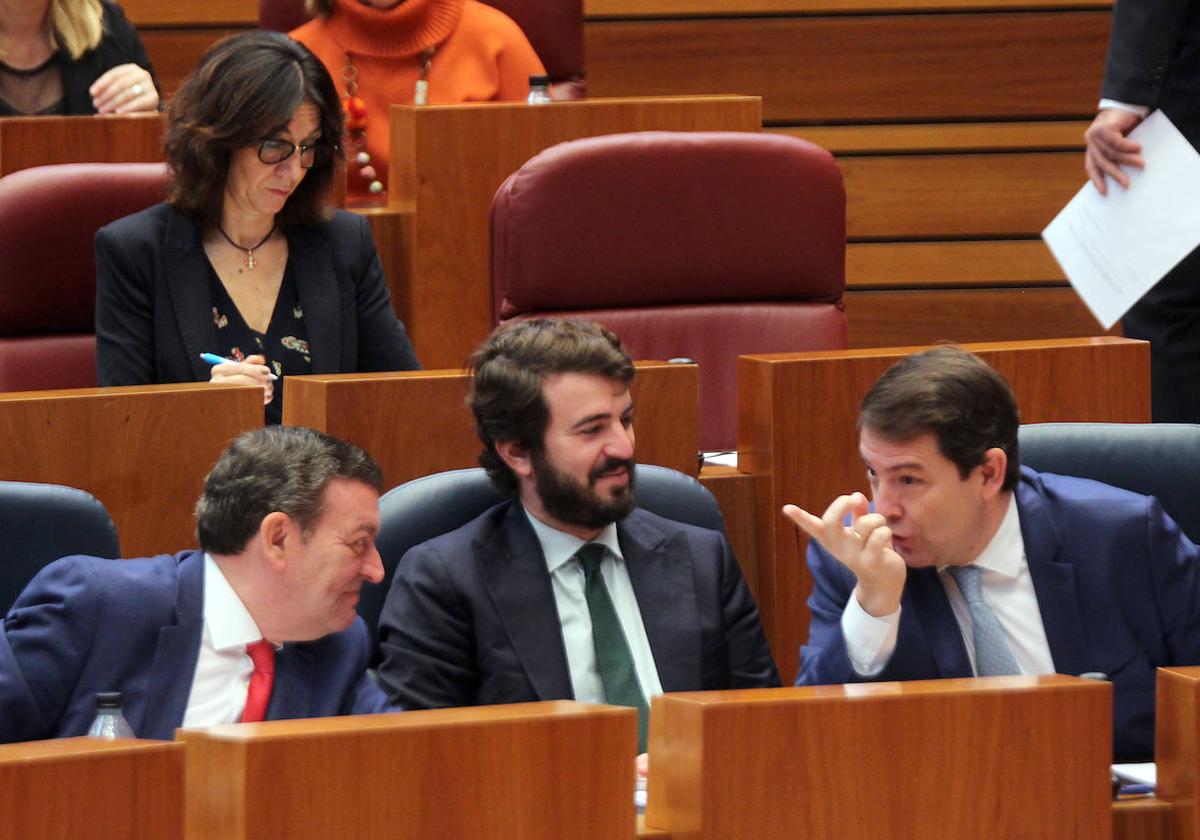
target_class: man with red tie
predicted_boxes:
[0,426,393,742]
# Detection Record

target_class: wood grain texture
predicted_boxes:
[0,114,164,176]
[773,121,1089,154]
[737,337,1150,679]
[181,702,636,840]
[587,0,1112,16]
[698,466,761,600]
[844,287,1116,348]
[846,241,1066,289]
[282,361,701,490]
[0,384,263,557]
[1155,666,1200,840]
[122,0,257,26]
[585,13,1110,123]
[142,29,251,98]
[0,737,183,840]
[386,96,761,367]
[1112,799,1171,840]
[840,151,1083,240]
[645,676,1113,839]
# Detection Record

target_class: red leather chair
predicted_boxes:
[490,131,848,452]
[259,0,586,95]
[0,163,167,391]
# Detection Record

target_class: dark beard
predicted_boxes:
[532,450,637,530]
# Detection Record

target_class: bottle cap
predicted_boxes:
[96,691,124,709]
[529,75,550,86]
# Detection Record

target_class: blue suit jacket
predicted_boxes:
[0,550,391,743]
[797,467,1200,761]
[376,501,781,709]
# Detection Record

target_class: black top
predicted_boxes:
[0,0,157,118]
[208,262,312,425]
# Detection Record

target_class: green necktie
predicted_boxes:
[577,542,649,753]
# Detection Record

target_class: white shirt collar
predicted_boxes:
[956,493,1022,579]
[522,507,624,573]
[203,553,267,652]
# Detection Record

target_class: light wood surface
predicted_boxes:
[773,121,1089,154]
[0,114,164,176]
[645,676,1113,839]
[736,337,1150,678]
[0,384,263,557]
[1155,666,1200,840]
[282,361,701,489]
[698,466,761,600]
[0,737,183,839]
[1113,798,1172,840]
[845,241,1065,290]
[585,13,1109,124]
[844,287,1116,348]
[181,701,637,840]
[587,0,1112,15]
[123,0,257,26]
[386,96,761,367]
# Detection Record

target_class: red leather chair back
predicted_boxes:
[260,0,585,91]
[0,163,168,391]
[491,131,848,451]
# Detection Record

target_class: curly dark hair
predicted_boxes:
[164,31,344,231]
[468,319,635,495]
[859,345,1021,492]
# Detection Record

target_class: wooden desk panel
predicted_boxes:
[282,361,700,490]
[181,702,636,840]
[587,0,1112,14]
[737,337,1149,678]
[1155,666,1200,840]
[586,12,1109,124]
[0,737,183,839]
[387,96,761,367]
[646,676,1112,839]
[0,114,164,176]
[0,384,262,557]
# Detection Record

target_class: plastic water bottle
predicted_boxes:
[526,75,552,105]
[87,691,135,739]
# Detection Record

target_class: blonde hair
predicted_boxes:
[51,0,104,60]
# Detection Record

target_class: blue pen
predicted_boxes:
[199,353,278,381]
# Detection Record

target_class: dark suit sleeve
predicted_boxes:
[1145,500,1200,662]
[99,0,158,88]
[794,540,868,686]
[95,222,157,385]
[348,214,420,372]
[341,618,397,715]
[376,544,478,709]
[1101,0,1190,105]
[0,559,102,742]
[716,534,781,687]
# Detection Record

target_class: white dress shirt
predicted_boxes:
[842,495,1056,677]
[524,508,664,704]
[180,554,272,727]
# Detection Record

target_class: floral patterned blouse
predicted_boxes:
[208,263,311,424]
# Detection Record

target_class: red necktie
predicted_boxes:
[239,640,275,723]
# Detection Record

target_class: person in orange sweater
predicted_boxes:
[291,0,544,204]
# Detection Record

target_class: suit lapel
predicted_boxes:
[138,551,206,739]
[479,504,573,700]
[1017,474,1088,676]
[162,210,221,382]
[287,227,341,373]
[907,567,973,678]
[621,512,701,692]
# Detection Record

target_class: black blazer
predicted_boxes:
[95,203,419,387]
[61,0,159,115]
[377,500,781,710]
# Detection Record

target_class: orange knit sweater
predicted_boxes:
[292,0,544,203]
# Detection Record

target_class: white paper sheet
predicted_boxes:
[1112,762,1156,786]
[1042,111,1200,328]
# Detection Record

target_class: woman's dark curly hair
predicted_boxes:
[164,31,344,230]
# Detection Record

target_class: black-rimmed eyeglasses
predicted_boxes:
[257,138,334,169]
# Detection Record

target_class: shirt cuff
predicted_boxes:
[841,591,901,677]
[1099,99,1150,117]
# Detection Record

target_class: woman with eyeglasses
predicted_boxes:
[95,31,419,422]
[0,0,159,116]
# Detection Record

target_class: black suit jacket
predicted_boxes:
[95,203,419,388]
[377,501,781,709]
[60,1,159,115]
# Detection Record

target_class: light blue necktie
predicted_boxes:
[948,565,1021,676]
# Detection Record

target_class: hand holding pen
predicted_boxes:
[200,353,276,405]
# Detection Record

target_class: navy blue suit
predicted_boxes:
[377,501,780,710]
[797,467,1200,762]
[0,551,390,743]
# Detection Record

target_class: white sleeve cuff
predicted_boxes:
[1099,99,1150,117]
[841,592,901,677]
